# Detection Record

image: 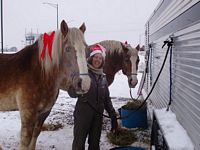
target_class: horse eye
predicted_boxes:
[65,47,71,52]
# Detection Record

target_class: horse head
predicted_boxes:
[39,20,91,94]
[121,43,140,88]
[60,20,91,94]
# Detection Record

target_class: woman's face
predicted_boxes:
[92,53,103,69]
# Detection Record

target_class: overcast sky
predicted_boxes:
[1,0,160,50]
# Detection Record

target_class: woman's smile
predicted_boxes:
[92,53,103,69]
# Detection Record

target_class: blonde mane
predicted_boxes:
[99,40,123,55]
[38,30,62,74]
[99,40,137,57]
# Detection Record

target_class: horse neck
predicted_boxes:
[17,42,40,72]
[2,42,44,82]
[104,52,123,75]
[25,41,59,85]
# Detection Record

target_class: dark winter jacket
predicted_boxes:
[68,70,116,118]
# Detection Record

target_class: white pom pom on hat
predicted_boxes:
[90,44,106,58]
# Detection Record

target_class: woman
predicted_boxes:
[68,44,118,150]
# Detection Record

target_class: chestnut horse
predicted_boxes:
[0,20,91,150]
[88,40,139,88]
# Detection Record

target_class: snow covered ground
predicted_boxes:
[0,72,150,150]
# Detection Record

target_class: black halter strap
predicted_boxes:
[126,73,137,76]
[130,73,137,75]
[71,72,89,82]
[79,73,89,76]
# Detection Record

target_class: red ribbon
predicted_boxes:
[40,31,55,61]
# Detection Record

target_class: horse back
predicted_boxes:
[0,42,41,95]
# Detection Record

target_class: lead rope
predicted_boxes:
[164,38,173,111]
[118,38,173,120]
[86,101,111,118]
[129,89,140,101]
[129,44,151,101]
[86,38,173,119]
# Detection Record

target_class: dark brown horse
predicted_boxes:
[0,20,91,150]
[88,40,139,88]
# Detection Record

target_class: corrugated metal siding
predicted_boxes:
[148,38,171,109]
[150,0,200,35]
[149,0,200,42]
[144,0,200,149]
[171,22,200,149]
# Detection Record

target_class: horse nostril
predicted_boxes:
[77,79,82,89]
[129,78,138,87]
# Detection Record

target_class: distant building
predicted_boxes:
[3,46,17,52]
[9,47,17,52]
[25,30,40,46]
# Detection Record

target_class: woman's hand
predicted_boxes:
[111,116,118,132]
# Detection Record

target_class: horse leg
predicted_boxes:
[20,117,36,150]
[29,111,51,150]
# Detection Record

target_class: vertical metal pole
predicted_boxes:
[1,0,3,53]
[43,3,59,30]
[56,4,58,29]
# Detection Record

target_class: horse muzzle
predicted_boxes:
[73,74,91,94]
[128,77,138,88]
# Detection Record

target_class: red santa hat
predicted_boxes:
[90,44,106,58]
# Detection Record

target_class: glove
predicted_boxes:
[111,116,118,132]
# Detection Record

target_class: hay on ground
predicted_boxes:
[122,100,146,110]
[42,123,63,131]
[107,128,136,146]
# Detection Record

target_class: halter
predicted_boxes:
[71,72,89,82]
[129,73,137,76]
[123,72,138,76]
[79,73,89,75]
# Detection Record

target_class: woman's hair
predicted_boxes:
[87,55,104,69]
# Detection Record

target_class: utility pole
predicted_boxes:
[1,0,3,53]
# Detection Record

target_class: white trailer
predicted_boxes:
[143,0,200,149]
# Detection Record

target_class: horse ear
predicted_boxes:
[79,23,86,33]
[135,44,140,51]
[61,20,68,37]
[121,43,129,53]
